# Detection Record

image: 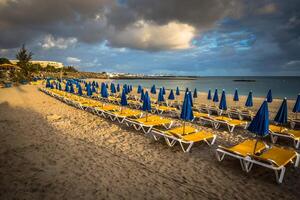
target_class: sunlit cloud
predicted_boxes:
[40,35,77,49]
[108,20,196,51]
[66,56,81,64]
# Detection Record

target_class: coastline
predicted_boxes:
[85,78,297,118]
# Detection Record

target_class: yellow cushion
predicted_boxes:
[157,106,177,111]
[168,126,196,135]
[141,118,171,126]
[223,139,267,157]
[269,125,286,133]
[283,129,300,139]
[193,112,209,118]
[181,130,215,142]
[258,146,296,167]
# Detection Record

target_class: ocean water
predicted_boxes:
[112,76,300,100]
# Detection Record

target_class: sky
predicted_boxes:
[0,0,300,76]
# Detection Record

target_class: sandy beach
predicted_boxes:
[0,84,299,200]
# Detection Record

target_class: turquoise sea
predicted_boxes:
[112,76,300,100]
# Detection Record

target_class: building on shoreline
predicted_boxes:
[10,60,64,69]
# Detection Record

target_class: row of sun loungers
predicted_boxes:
[90,95,251,133]
[40,88,216,153]
[53,85,300,145]
[40,87,299,183]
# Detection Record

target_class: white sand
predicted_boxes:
[0,84,299,200]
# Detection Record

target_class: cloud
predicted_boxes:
[123,0,243,28]
[108,20,196,50]
[66,56,81,64]
[284,60,300,67]
[256,3,277,15]
[40,35,77,49]
[0,0,242,50]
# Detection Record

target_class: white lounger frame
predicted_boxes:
[151,129,216,153]
[269,131,300,149]
[214,120,248,133]
[124,118,174,134]
[215,147,300,183]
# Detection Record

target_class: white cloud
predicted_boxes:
[66,57,81,64]
[109,20,196,51]
[41,35,77,49]
[284,60,300,67]
[0,48,9,55]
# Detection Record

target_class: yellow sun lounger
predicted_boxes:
[198,115,216,128]
[94,104,120,117]
[127,100,142,109]
[107,96,120,104]
[269,125,300,148]
[193,111,210,118]
[216,139,267,171]
[246,146,299,183]
[213,116,248,132]
[193,111,210,123]
[227,108,254,120]
[125,115,174,134]
[290,118,300,129]
[151,125,216,152]
[216,139,299,183]
[108,109,143,123]
[153,105,177,115]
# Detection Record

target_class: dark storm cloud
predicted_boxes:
[0,0,112,48]
[124,0,243,28]
[0,0,243,49]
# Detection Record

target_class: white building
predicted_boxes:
[10,60,64,69]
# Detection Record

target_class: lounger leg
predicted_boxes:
[95,110,101,116]
[290,122,295,129]
[294,140,300,149]
[275,168,286,184]
[214,122,220,129]
[110,115,116,121]
[151,134,161,141]
[270,134,278,144]
[164,137,177,147]
[295,153,300,167]
[118,117,125,123]
[243,160,253,172]
[142,127,151,134]
[208,135,217,146]
[133,124,142,131]
[239,115,243,121]
[124,121,131,127]
[215,150,226,162]
[229,125,235,133]
[179,142,193,153]
[239,159,247,171]
[166,122,174,129]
